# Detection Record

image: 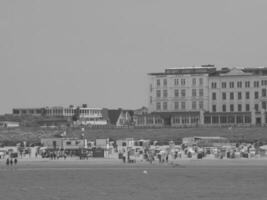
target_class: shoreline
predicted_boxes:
[2,157,267,168]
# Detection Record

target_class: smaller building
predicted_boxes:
[12,108,45,116]
[41,138,87,151]
[102,109,134,127]
[0,121,20,128]
[182,136,228,146]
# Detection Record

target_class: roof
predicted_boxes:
[148,65,216,76]
[108,110,122,125]
[219,68,253,76]
[101,109,123,125]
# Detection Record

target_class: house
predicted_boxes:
[41,138,87,150]
[102,109,134,127]
[0,121,20,128]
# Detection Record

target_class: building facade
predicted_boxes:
[12,108,45,116]
[146,66,267,126]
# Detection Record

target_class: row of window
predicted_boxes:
[211,80,267,89]
[212,102,267,112]
[172,116,199,124]
[204,115,251,124]
[156,89,204,98]
[156,77,204,87]
[212,89,267,100]
[156,101,204,110]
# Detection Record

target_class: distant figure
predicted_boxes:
[10,159,13,166]
[14,158,18,165]
[6,158,9,166]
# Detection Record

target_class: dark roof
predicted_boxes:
[107,109,122,125]
[148,67,216,76]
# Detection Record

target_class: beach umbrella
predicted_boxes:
[259,145,267,150]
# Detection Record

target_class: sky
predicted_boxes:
[1,0,267,114]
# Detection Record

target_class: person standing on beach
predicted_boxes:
[14,158,18,165]
[6,158,9,166]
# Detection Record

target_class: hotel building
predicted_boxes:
[137,65,267,127]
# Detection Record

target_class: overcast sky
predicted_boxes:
[1,0,267,114]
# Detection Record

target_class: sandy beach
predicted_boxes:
[0,157,267,200]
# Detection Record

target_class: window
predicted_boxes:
[245,81,250,88]
[227,116,235,123]
[254,81,259,88]
[212,92,216,100]
[204,116,211,124]
[237,116,243,124]
[222,82,227,88]
[246,104,250,112]
[220,116,227,123]
[199,78,203,85]
[163,79,167,86]
[245,116,251,123]
[174,89,179,97]
[246,92,250,99]
[222,92,226,100]
[262,101,266,110]
[199,89,204,97]
[163,90,168,98]
[222,104,226,112]
[181,102,186,109]
[191,116,199,124]
[238,104,242,112]
[255,91,259,99]
[173,117,180,124]
[181,117,189,124]
[212,105,216,112]
[192,78,196,86]
[211,82,217,88]
[181,89,186,97]
[157,79,160,87]
[163,102,168,110]
[262,80,267,86]
[230,104,234,112]
[238,92,242,100]
[212,116,219,124]
[174,79,179,85]
[66,141,71,145]
[255,104,259,111]
[147,117,153,124]
[181,79,186,85]
[192,89,196,97]
[237,81,242,88]
[156,102,161,110]
[174,102,179,110]
[192,101,196,110]
[262,89,266,97]
[229,82,234,88]
[230,92,234,100]
[156,90,161,98]
[199,101,203,109]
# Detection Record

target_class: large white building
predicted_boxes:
[141,65,267,127]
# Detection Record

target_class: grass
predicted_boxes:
[0,126,267,145]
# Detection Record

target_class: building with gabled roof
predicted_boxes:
[102,108,133,127]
